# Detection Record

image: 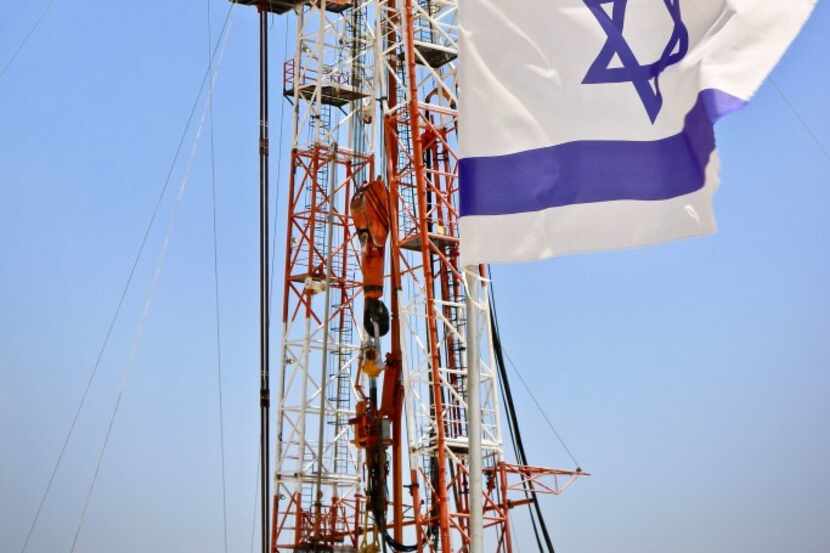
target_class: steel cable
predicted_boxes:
[208,1,230,552]
[249,456,260,553]
[487,267,584,553]
[502,349,580,469]
[67,10,236,552]
[770,76,830,165]
[490,299,555,553]
[0,0,58,82]
[16,6,236,552]
[495,351,546,553]
[488,270,581,469]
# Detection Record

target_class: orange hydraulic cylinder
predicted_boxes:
[350,177,390,300]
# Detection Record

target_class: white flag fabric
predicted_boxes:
[458,0,815,265]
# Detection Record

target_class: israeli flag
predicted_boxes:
[458,0,815,265]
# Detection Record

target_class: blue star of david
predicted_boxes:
[583,0,689,123]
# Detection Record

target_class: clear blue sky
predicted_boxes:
[1,2,828,553]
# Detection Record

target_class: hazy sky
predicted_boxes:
[1,2,828,553]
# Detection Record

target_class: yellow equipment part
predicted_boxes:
[359,543,380,553]
[361,356,382,378]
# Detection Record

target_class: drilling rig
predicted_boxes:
[233,1,586,552]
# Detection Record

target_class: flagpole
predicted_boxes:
[465,266,484,553]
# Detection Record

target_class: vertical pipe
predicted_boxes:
[380,3,406,542]
[465,268,483,553]
[258,5,271,553]
[401,0,451,549]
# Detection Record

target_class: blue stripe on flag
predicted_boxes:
[459,89,746,217]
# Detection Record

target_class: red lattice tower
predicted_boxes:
[231,1,588,552]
